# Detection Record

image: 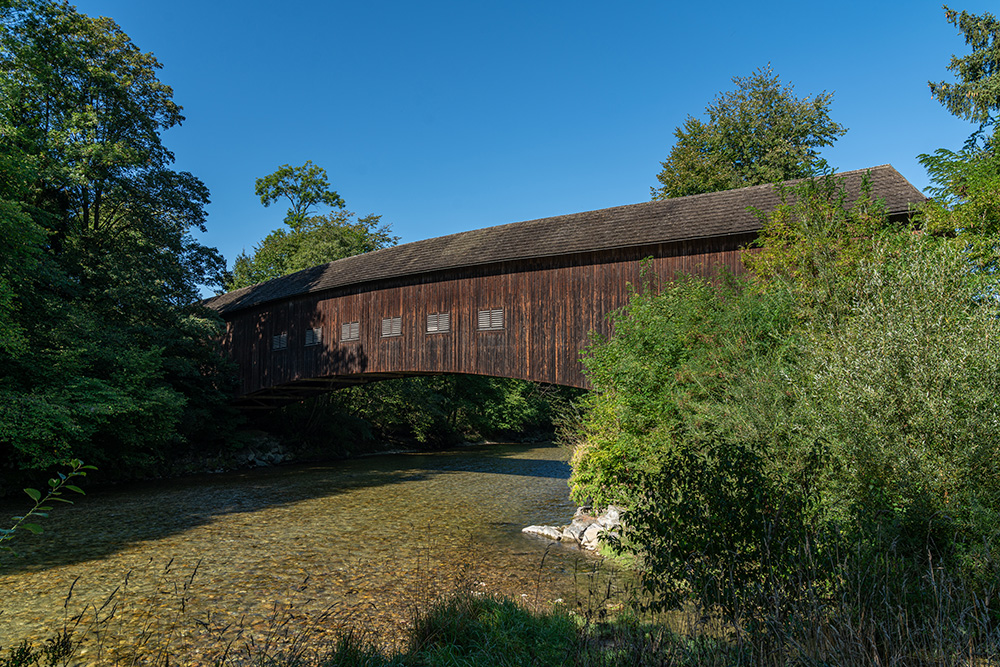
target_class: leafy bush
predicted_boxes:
[796,239,1000,575]
[570,174,1000,641]
[569,273,796,511]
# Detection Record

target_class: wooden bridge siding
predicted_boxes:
[221,235,755,398]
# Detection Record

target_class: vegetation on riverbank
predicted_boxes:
[564,7,1000,662]
[0,0,242,492]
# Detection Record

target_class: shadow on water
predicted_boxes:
[0,442,572,574]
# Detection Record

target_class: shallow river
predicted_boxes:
[0,443,617,663]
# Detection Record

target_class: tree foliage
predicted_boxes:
[929,5,1000,144]
[227,210,397,290]
[229,161,396,291]
[743,173,905,310]
[254,160,345,230]
[919,6,1000,273]
[652,66,846,199]
[260,374,571,453]
[0,1,239,484]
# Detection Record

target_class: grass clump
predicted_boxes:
[406,591,577,666]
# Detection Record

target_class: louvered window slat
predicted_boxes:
[341,321,360,341]
[477,308,504,331]
[381,316,401,337]
[304,327,322,346]
[272,332,288,350]
[427,312,451,333]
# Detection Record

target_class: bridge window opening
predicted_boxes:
[272,332,288,350]
[477,308,504,331]
[304,327,322,346]
[426,312,451,333]
[341,321,360,342]
[381,316,402,337]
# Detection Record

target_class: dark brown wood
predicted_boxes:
[207,166,927,408]
[217,235,754,407]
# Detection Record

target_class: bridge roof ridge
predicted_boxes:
[205,165,925,315]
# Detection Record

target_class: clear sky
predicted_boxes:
[70,0,995,287]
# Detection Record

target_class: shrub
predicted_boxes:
[571,176,1000,644]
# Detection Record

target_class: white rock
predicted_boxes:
[560,523,587,543]
[599,506,622,528]
[522,525,563,541]
[581,523,603,550]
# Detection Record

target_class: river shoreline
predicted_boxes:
[0,427,556,500]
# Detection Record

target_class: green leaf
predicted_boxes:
[22,523,43,534]
[23,488,41,502]
[65,485,85,495]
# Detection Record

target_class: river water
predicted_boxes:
[0,443,618,663]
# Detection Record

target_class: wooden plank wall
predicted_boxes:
[220,235,755,398]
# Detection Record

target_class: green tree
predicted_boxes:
[919,6,1000,272]
[227,209,397,290]
[918,147,1000,273]
[743,173,903,310]
[0,147,43,356]
[652,66,847,199]
[0,1,239,481]
[928,5,1000,145]
[254,160,345,230]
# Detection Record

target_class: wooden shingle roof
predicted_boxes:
[206,165,925,315]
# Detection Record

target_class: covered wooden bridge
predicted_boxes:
[205,166,925,409]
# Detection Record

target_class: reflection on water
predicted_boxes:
[0,443,613,659]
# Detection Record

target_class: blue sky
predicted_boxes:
[71,0,995,284]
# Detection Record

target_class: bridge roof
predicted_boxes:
[206,165,925,315]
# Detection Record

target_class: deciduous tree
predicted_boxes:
[919,6,1000,271]
[254,161,345,230]
[652,66,847,199]
[227,210,397,290]
[0,1,238,481]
